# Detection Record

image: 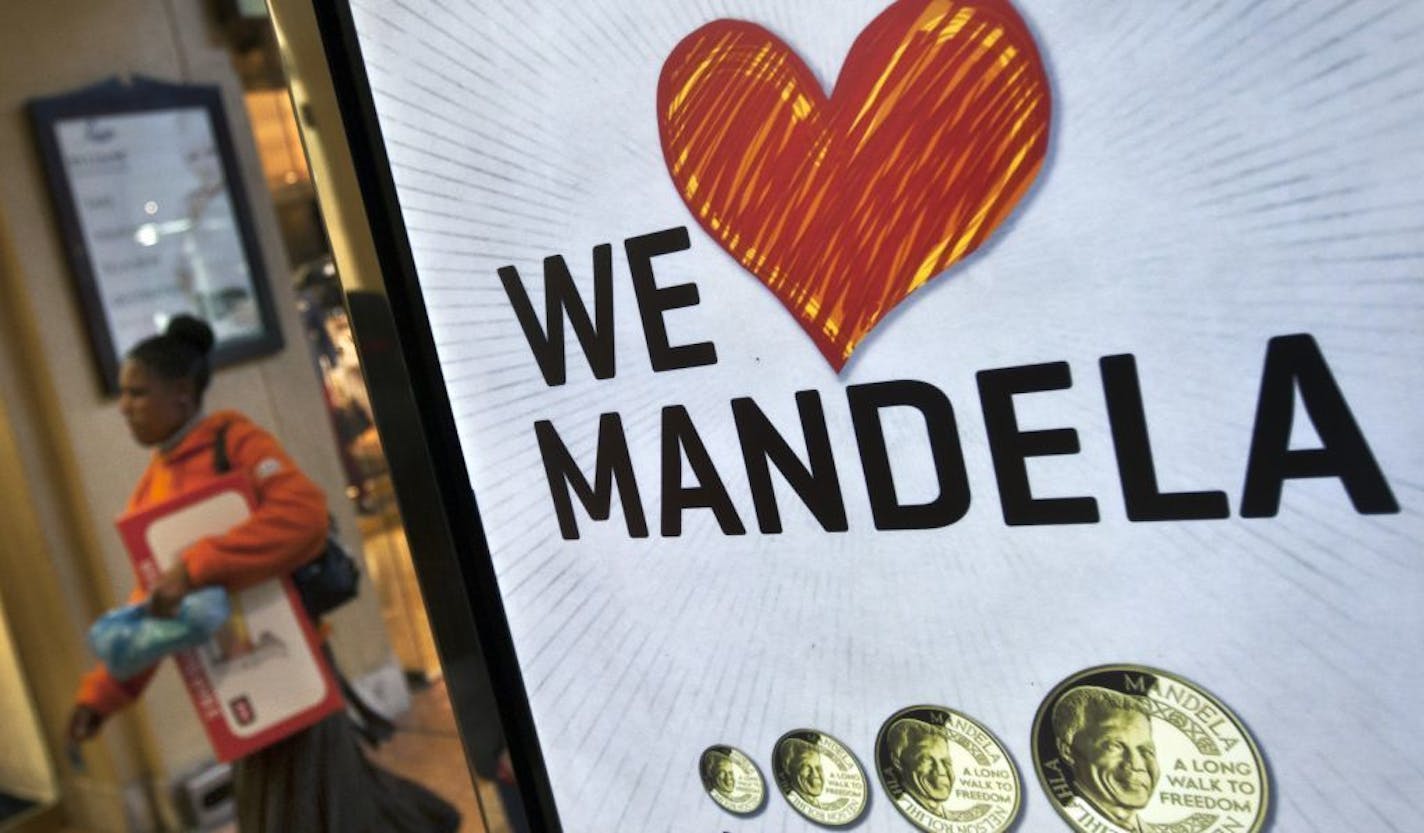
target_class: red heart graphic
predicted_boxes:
[658,0,1051,370]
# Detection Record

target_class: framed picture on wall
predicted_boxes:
[29,76,282,393]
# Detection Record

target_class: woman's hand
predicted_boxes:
[67,704,105,744]
[148,561,192,618]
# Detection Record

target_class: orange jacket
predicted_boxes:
[75,410,329,716]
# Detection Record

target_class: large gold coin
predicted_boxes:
[699,745,766,816]
[1032,664,1269,833]
[875,705,1021,832]
[772,729,869,827]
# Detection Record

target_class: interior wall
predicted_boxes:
[0,0,396,826]
[0,174,149,833]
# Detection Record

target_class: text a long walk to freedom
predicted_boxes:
[496,227,1398,540]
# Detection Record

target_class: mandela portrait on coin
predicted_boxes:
[777,736,826,805]
[699,745,765,816]
[885,717,956,817]
[1053,686,1160,831]
[702,748,737,797]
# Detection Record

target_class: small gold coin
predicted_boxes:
[875,705,1021,833]
[699,745,766,816]
[1032,664,1269,833]
[772,729,869,827]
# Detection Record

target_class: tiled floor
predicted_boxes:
[369,679,510,833]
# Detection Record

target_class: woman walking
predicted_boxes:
[67,315,459,832]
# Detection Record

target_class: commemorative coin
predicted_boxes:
[773,729,869,827]
[875,705,1021,832]
[699,745,766,815]
[1031,664,1269,833]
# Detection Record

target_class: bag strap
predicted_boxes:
[210,420,344,585]
[213,423,232,474]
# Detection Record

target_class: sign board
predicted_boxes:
[117,474,342,762]
[29,78,284,393]
[309,1,1423,830]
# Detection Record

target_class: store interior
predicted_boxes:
[0,1,512,831]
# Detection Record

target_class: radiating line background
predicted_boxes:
[348,2,1424,830]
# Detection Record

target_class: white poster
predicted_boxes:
[56,108,263,352]
[342,1,1423,830]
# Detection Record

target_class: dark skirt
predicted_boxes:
[234,711,461,833]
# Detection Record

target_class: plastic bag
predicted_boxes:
[87,587,231,680]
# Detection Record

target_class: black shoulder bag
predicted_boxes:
[213,423,360,619]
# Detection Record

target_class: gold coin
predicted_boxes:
[699,745,766,816]
[1032,664,1269,833]
[772,729,869,827]
[875,705,1022,833]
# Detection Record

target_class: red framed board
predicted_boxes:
[117,473,342,762]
